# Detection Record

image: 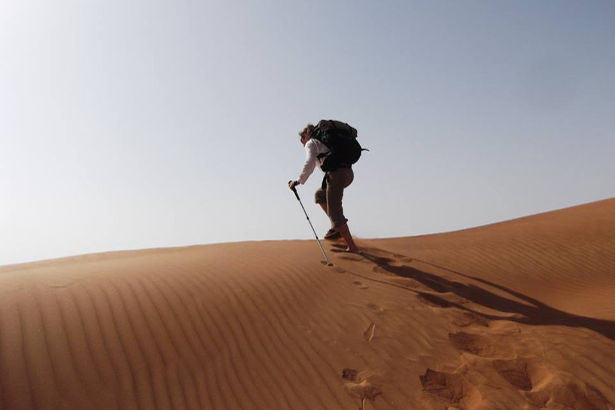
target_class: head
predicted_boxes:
[299,123,314,146]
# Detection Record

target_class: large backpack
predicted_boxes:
[311,119,367,172]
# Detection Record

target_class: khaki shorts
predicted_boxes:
[314,168,354,228]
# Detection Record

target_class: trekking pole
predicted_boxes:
[289,182,331,265]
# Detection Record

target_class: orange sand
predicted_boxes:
[1,198,614,409]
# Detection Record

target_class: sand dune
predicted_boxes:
[1,198,614,409]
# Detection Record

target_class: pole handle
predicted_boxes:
[289,181,300,200]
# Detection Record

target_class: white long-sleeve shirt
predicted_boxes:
[297,138,329,184]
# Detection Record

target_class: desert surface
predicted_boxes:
[1,198,614,409]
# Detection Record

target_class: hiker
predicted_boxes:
[288,122,360,253]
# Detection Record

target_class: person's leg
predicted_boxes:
[315,187,326,214]
[315,187,338,238]
[317,181,343,239]
[326,168,358,252]
[319,202,328,215]
[320,201,342,240]
[336,222,358,252]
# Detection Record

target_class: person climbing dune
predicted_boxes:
[288,120,366,253]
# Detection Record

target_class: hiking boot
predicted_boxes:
[324,229,341,240]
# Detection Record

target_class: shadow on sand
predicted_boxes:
[340,246,615,342]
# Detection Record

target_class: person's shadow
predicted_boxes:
[341,247,615,342]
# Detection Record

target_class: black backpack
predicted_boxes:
[311,119,367,172]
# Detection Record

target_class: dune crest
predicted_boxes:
[1,198,614,409]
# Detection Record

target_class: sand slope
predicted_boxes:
[1,198,614,409]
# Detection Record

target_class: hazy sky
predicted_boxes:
[2,0,614,266]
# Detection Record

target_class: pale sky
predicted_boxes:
[2,0,614,266]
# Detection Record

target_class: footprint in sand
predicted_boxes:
[419,368,484,407]
[341,369,382,409]
[448,331,514,358]
[371,265,387,274]
[353,281,369,289]
[419,368,465,403]
[450,311,489,328]
[492,358,533,391]
[342,368,358,381]
[523,365,611,409]
[366,303,384,313]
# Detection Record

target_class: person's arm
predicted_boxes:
[297,141,318,185]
